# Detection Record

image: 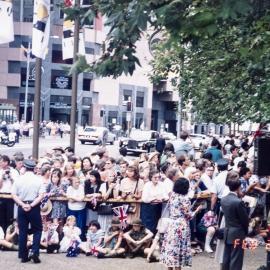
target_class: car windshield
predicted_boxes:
[130,130,152,140]
[84,127,97,132]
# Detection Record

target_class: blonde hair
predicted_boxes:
[65,215,76,226]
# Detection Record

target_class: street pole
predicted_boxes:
[176,93,182,138]
[70,0,80,151]
[32,57,42,159]
[23,42,31,122]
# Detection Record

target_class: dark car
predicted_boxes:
[119,129,159,156]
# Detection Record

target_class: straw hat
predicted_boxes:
[148,152,159,162]
[40,200,52,216]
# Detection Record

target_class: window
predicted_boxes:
[82,97,91,106]
[52,50,73,64]
[21,68,35,87]
[23,0,34,22]
[8,61,20,73]
[135,113,144,129]
[83,78,91,91]
[51,70,72,89]
[50,95,71,105]
[123,89,132,104]
[135,91,144,107]
[9,35,22,48]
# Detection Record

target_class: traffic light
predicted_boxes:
[100,109,105,117]
[127,101,132,111]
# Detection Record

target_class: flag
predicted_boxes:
[0,0,14,44]
[62,0,85,60]
[32,0,50,59]
[112,205,129,229]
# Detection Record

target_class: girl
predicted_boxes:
[78,157,93,182]
[46,169,67,225]
[66,177,86,240]
[84,170,102,223]
[59,215,81,252]
[80,220,104,256]
[62,162,76,186]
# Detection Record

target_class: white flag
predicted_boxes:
[32,0,50,59]
[62,0,85,60]
[0,0,14,44]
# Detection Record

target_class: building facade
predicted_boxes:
[0,0,179,133]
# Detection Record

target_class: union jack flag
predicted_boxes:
[112,205,129,229]
[64,0,73,7]
[91,246,99,256]
[40,194,49,208]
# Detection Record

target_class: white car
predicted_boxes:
[78,126,116,145]
[189,133,208,150]
[161,132,176,141]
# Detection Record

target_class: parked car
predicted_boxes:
[161,131,176,141]
[78,126,115,145]
[119,129,159,156]
[189,133,208,150]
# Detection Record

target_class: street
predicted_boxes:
[0,247,266,270]
[0,135,124,160]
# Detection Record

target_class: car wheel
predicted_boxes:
[81,141,85,144]
[119,147,127,156]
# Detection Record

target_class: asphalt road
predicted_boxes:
[0,135,125,160]
[0,248,266,270]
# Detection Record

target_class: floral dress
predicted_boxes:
[160,192,194,268]
[46,183,68,219]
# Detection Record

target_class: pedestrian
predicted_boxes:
[156,134,166,153]
[11,159,44,263]
[160,178,202,270]
[221,173,249,270]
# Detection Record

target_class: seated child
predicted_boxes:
[96,218,125,258]
[80,220,104,256]
[40,219,60,253]
[0,225,18,251]
[59,215,81,253]
[124,218,153,258]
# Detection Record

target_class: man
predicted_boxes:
[11,160,44,263]
[173,131,194,159]
[0,155,19,232]
[155,134,166,153]
[221,172,249,270]
[210,158,230,214]
[201,164,215,190]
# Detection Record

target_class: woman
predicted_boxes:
[62,162,76,186]
[78,157,93,182]
[141,169,169,233]
[66,177,86,240]
[160,178,202,270]
[98,170,119,231]
[119,165,144,222]
[84,170,102,223]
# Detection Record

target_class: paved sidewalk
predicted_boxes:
[0,248,266,270]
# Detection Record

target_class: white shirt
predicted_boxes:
[211,171,230,199]
[163,178,174,196]
[41,230,59,243]
[201,173,213,190]
[0,167,19,193]
[142,181,168,203]
[11,171,44,201]
[0,226,4,240]
[66,185,86,211]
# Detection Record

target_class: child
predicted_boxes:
[66,177,86,239]
[46,169,67,226]
[124,218,153,258]
[59,215,81,253]
[96,218,126,258]
[0,225,18,251]
[40,220,60,253]
[80,220,104,256]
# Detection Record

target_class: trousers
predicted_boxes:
[18,205,42,260]
[0,198,14,232]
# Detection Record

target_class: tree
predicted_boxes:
[63,0,270,123]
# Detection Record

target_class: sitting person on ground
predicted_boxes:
[0,225,18,251]
[80,220,104,256]
[40,219,60,254]
[124,218,153,258]
[96,218,125,258]
[4,219,21,250]
[59,215,81,253]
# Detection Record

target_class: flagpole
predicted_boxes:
[70,0,80,151]
[23,42,31,122]
[32,57,42,160]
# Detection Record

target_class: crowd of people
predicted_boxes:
[0,131,269,270]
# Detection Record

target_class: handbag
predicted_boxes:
[216,228,224,240]
[127,180,139,214]
[97,203,113,215]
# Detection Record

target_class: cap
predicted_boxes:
[52,146,65,153]
[23,159,36,169]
